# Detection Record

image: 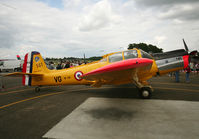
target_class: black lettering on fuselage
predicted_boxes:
[54,76,62,83]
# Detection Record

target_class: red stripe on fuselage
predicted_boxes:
[183,55,189,69]
[22,53,28,85]
[82,58,153,77]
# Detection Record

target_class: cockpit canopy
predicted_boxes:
[124,50,138,60]
[109,52,123,63]
[109,50,138,63]
[100,49,153,63]
[140,50,153,59]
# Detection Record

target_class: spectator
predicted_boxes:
[49,62,54,70]
[196,64,199,74]
[175,70,180,83]
[185,65,191,82]
[78,61,82,66]
[56,63,62,70]
[70,63,74,68]
[61,62,65,69]
[169,72,174,77]
[190,62,194,71]
[64,62,70,68]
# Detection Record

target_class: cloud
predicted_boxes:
[134,0,198,7]
[63,0,81,7]
[134,0,199,21]
[158,3,199,21]
[78,0,120,31]
[0,0,199,59]
[154,36,167,44]
[0,0,83,58]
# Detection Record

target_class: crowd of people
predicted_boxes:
[170,63,199,83]
[47,60,86,70]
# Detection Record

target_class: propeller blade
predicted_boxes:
[183,39,189,52]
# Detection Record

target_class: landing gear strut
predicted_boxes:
[132,71,153,99]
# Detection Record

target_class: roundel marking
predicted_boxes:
[74,71,83,81]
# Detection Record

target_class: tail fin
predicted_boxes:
[22,51,49,86]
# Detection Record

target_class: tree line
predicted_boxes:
[45,43,163,61]
[128,43,163,53]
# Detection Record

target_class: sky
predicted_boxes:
[0,0,199,59]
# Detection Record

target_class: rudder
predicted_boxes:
[22,51,49,86]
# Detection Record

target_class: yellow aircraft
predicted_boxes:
[7,41,194,99]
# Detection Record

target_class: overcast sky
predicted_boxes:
[0,0,199,59]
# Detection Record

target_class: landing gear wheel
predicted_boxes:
[35,87,40,92]
[139,87,152,99]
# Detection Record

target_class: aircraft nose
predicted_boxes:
[183,55,189,69]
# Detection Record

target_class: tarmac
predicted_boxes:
[0,72,199,139]
[44,97,199,139]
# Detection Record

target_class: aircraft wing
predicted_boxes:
[5,72,43,77]
[81,58,153,86]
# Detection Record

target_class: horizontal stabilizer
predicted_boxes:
[5,72,43,77]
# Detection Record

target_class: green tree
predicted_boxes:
[88,56,102,61]
[128,43,163,53]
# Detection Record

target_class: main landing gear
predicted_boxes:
[132,72,153,99]
[138,87,152,99]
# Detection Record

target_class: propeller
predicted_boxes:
[182,39,199,63]
[183,39,189,52]
[183,38,198,56]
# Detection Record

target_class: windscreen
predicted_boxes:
[124,50,138,60]
[99,57,107,62]
[109,52,123,63]
[140,50,153,59]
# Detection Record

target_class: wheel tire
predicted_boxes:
[139,87,152,99]
[14,68,17,72]
[35,87,40,92]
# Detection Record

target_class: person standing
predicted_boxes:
[185,65,191,82]
[56,63,62,70]
[64,62,70,68]
[196,63,199,74]
[175,70,180,82]
[49,62,54,70]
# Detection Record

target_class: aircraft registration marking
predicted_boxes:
[54,76,62,83]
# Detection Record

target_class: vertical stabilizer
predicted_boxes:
[22,51,49,86]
